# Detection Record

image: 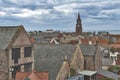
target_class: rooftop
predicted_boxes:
[0,26,23,49]
[78,70,97,76]
[98,70,120,80]
[80,44,97,56]
[34,44,76,80]
[15,70,49,80]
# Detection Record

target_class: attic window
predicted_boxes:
[24,47,32,57]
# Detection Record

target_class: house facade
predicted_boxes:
[0,26,34,80]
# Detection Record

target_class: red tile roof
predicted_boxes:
[15,70,49,80]
[110,44,120,48]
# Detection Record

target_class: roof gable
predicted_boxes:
[0,25,31,49]
[12,26,32,47]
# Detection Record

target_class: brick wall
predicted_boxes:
[95,47,102,71]
[84,56,95,70]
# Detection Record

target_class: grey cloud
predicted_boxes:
[0,0,120,31]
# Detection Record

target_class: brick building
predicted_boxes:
[80,44,102,71]
[0,26,34,80]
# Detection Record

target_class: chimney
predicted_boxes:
[64,56,68,61]
[89,41,92,45]
[96,40,99,45]
[112,58,116,65]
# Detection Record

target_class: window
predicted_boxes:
[24,63,32,72]
[24,47,32,57]
[12,48,20,63]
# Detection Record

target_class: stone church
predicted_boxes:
[75,13,82,34]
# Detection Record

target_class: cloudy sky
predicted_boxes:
[0,0,120,31]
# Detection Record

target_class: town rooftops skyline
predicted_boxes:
[0,0,120,31]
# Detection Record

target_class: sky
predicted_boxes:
[0,0,120,31]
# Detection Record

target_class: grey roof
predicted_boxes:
[0,26,21,49]
[111,69,120,74]
[80,44,97,56]
[102,58,113,66]
[98,70,120,80]
[34,44,76,80]
[78,70,97,76]
[67,75,84,80]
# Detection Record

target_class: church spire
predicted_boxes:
[78,12,80,19]
[75,12,82,34]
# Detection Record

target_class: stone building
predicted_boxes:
[75,13,82,34]
[34,44,84,80]
[80,44,102,71]
[34,43,102,80]
[0,26,34,80]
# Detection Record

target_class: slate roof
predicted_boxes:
[67,75,84,80]
[34,44,76,80]
[102,58,113,66]
[0,26,21,49]
[98,70,120,80]
[79,70,97,76]
[80,44,97,56]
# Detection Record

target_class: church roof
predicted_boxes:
[34,44,76,80]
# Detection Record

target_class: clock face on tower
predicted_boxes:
[77,25,80,27]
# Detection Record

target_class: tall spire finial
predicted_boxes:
[78,12,80,19]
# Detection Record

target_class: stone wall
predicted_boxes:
[13,27,32,47]
[56,61,70,80]
[0,50,9,80]
[70,46,84,72]
[8,27,34,80]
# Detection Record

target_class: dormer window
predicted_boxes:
[24,47,32,57]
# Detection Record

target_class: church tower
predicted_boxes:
[76,13,82,34]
